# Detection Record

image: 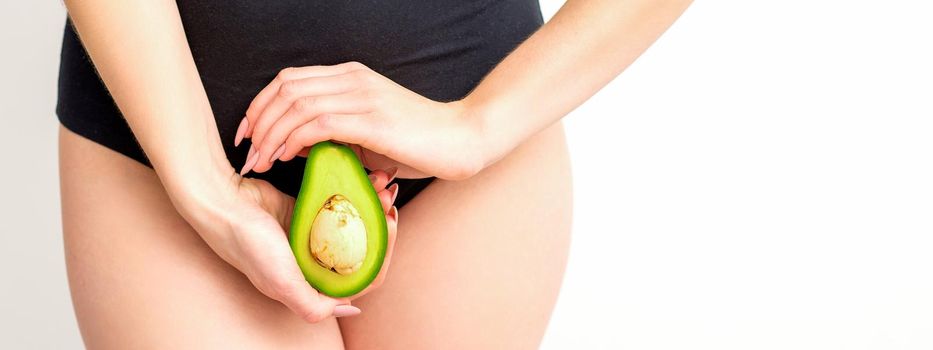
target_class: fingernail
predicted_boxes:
[388,183,399,204]
[333,305,361,318]
[240,146,258,176]
[244,115,255,137]
[234,118,248,147]
[386,167,399,182]
[388,206,398,221]
[270,144,286,162]
[368,174,378,184]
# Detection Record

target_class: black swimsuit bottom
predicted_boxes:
[57,0,543,208]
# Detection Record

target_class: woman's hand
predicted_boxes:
[233,62,492,180]
[180,168,400,323]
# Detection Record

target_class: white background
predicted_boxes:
[2,1,932,349]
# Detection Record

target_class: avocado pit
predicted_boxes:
[309,194,367,275]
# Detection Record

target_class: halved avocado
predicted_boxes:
[289,142,388,297]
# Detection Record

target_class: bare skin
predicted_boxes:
[60,126,345,349]
[61,120,570,349]
[60,0,690,347]
[338,123,571,349]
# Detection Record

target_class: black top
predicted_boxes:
[57,0,543,205]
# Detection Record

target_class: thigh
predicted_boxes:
[339,123,573,349]
[58,125,344,350]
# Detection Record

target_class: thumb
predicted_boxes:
[280,194,296,230]
[244,177,296,229]
[264,268,357,323]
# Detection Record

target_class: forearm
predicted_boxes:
[463,0,693,163]
[63,1,236,214]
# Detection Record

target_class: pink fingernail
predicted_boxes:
[388,183,399,204]
[234,118,249,147]
[270,144,286,162]
[368,174,378,183]
[388,206,398,221]
[333,305,361,318]
[240,146,258,176]
[246,145,256,162]
[386,167,399,182]
[245,115,255,137]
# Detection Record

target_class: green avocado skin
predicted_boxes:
[288,142,388,297]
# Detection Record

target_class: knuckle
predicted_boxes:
[277,67,298,81]
[244,104,258,119]
[286,128,308,147]
[245,100,266,119]
[350,69,371,84]
[269,278,296,300]
[344,61,367,70]
[283,135,299,151]
[302,307,328,323]
[278,80,298,98]
[361,71,381,86]
[315,114,334,131]
[295,97,318,112]
[260,141,278,156]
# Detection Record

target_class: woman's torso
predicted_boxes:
[57,0,544,198]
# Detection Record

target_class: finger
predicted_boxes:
[377,187,392,213]
[386,166,399,183]
[349,150,427,179]
[250,73,365,149]
[385,205,398,271]
[266,269,345,323]
[351,205,398,300]
[383,184,399,212]
[278,114,378,162]
[367,169,389,190]
[280,194,297,232]
[254,181,296,229]
[243,62,369,138]
[369,167,398,189]
[252,94,372,172]
[244,62,368,137]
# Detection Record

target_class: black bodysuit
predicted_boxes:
[56,1,543,207]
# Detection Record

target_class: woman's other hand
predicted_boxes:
[234,62,494,180]
[180,167,399,323]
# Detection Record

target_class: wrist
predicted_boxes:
[455,96,519,170]
[157,157,240,231]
